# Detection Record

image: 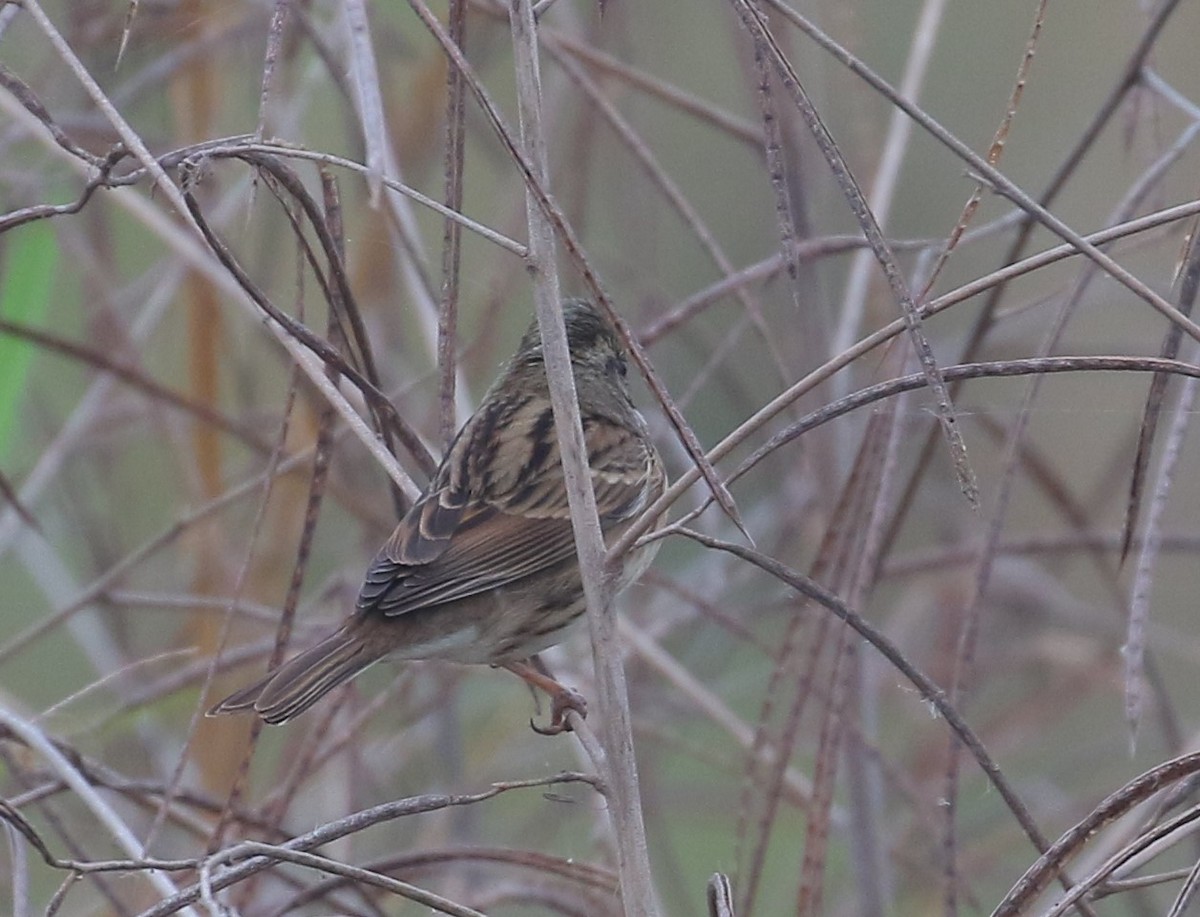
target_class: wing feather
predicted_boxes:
[356,412,658,618]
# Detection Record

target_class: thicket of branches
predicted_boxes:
[3,0,1200,915]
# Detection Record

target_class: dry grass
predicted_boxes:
[3,0,1200,914]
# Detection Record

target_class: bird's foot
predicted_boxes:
[530,685,587,735]
[503,659,588,736]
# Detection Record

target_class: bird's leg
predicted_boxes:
[503,658,587,735]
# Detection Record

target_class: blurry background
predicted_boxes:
[2,0,1200,914]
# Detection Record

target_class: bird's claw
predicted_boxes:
[530,685,587,736]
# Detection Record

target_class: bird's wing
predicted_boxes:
[359,508,577,616]
[356,414,657,618]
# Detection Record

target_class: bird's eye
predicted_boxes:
[607,356,627,378]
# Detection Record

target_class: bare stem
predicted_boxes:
[507,1,659,913]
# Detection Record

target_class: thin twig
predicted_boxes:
[134,774,599,917]
[506,0,659,911]
[0,709,191,910]
[731,0,978,508]
[677,530,1054,862]
[612,198,1200,559]
[758,0,1200,345]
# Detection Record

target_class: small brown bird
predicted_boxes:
[209,299,664,731]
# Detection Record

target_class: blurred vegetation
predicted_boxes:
[3,0,1200,915]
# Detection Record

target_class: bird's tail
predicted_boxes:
[207,626,382,725]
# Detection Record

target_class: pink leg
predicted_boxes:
[503,659,588,735]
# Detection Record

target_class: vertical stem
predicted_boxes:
[437,0,468,449]
[506,2,659,914]
[830,0,947,358]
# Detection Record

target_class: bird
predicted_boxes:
[208,299,665,732]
